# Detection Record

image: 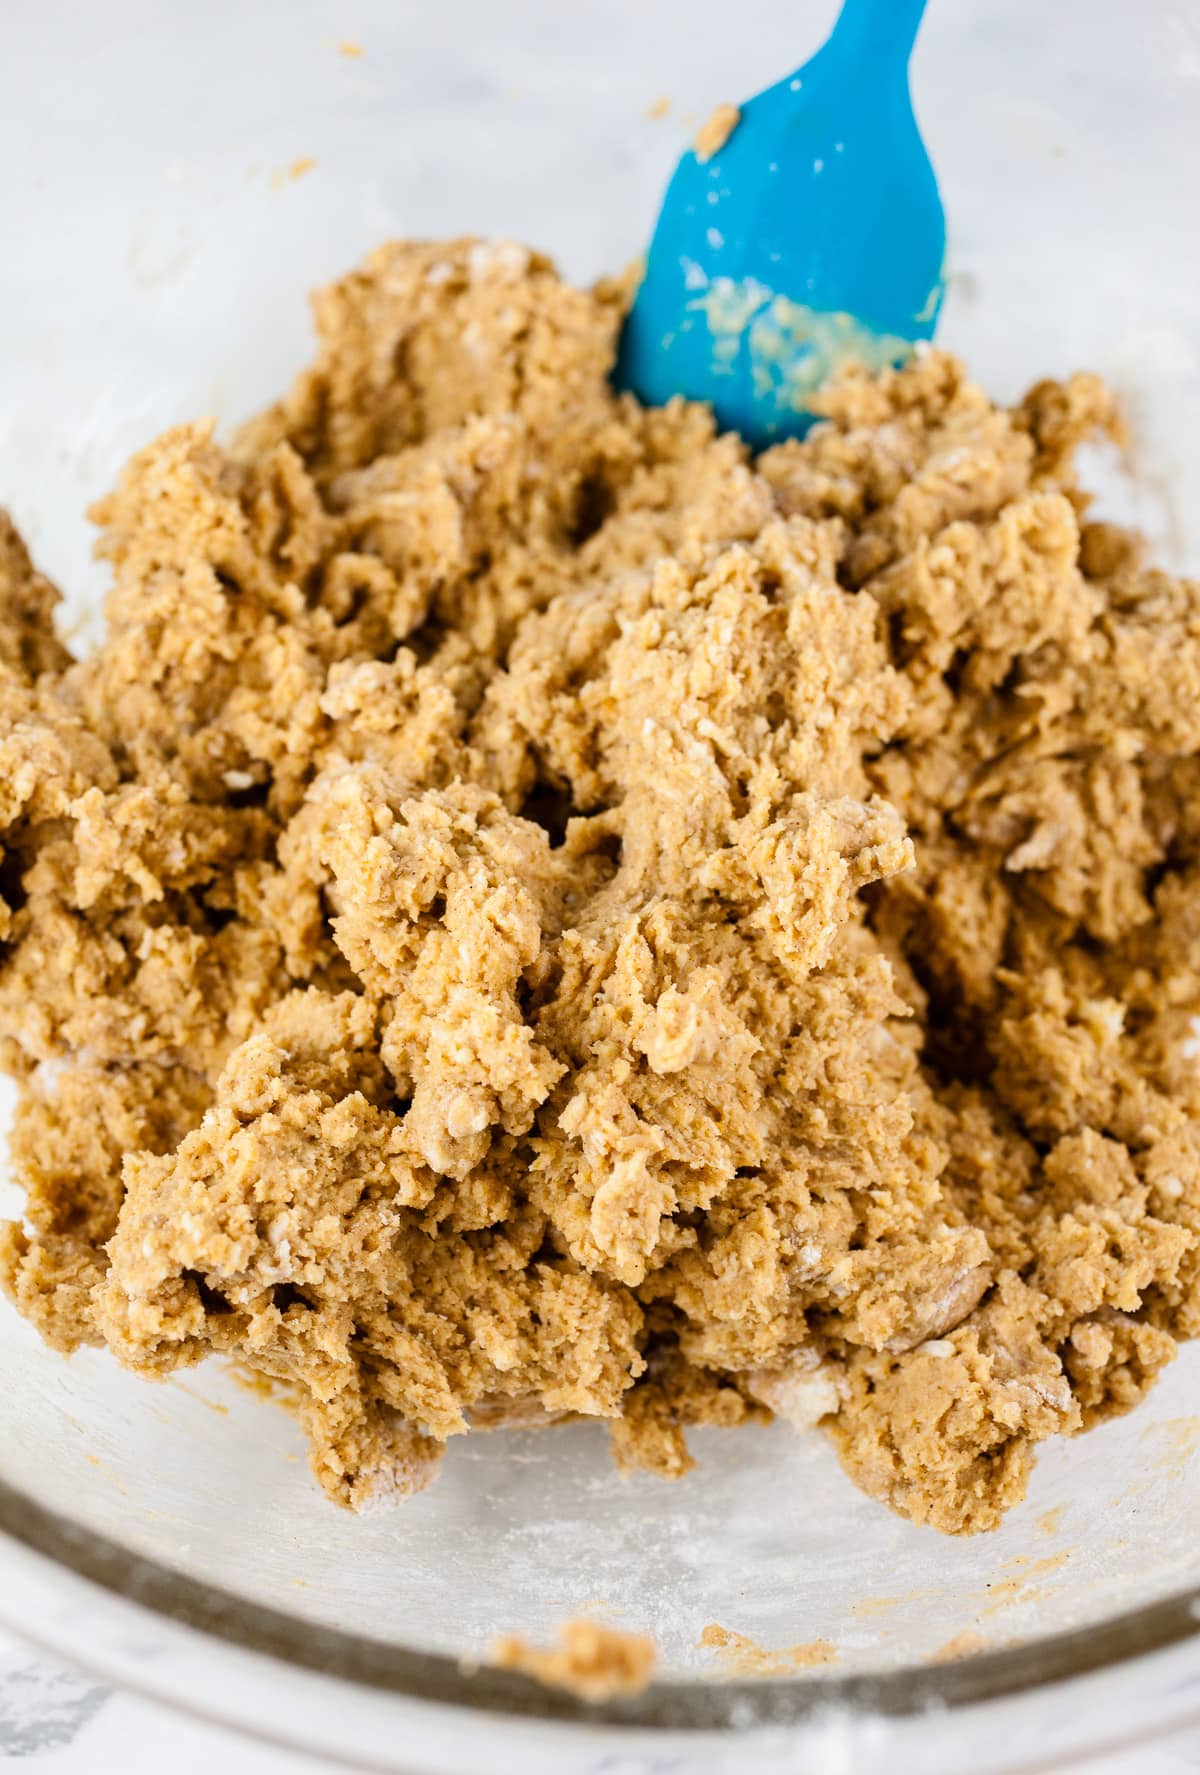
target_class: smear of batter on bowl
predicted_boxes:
[2,238,1200,1535]
[1035,1504,1066,1536]
[979,1550,1071,1618]
[928,1629,988,1663]
[699,1622,839,1674]
[271,155,317,189]
[490,1618,656,1700]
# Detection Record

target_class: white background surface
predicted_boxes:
[0,1625,1196,1775]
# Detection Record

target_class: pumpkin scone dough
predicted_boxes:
[2,239,1200,1533]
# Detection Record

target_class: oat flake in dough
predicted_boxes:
[2,238,1200,1534]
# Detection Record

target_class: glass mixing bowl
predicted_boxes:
[2,2,1200,1770]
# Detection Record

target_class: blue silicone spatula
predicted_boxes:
[615,0,945,448]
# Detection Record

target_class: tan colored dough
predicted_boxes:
[490,1618,656,1701]
[2,239,1199,1534]
[693,102,740,162]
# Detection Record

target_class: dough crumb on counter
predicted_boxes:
[491,1618,656,1701]
[694,101,740,161]
[2,236,1200,1536]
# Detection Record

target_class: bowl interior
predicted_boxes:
[2,1253,1200,1680]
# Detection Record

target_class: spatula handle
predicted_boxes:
[822,0,928,72]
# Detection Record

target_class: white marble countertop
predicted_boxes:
[0,1628,350,1774]
[0,1625,1197,1775]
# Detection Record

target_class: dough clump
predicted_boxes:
[491,1618,656,1701]
[693,102,741,162]
[2,239,1200,1533]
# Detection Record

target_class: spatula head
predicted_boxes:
[617,11,946,447]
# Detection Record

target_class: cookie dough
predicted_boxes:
[693,102,740,162]
[491,1618,656,1701]
[2,238,1199,1534]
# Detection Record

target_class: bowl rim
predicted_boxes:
[3,1471,1200,1735]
